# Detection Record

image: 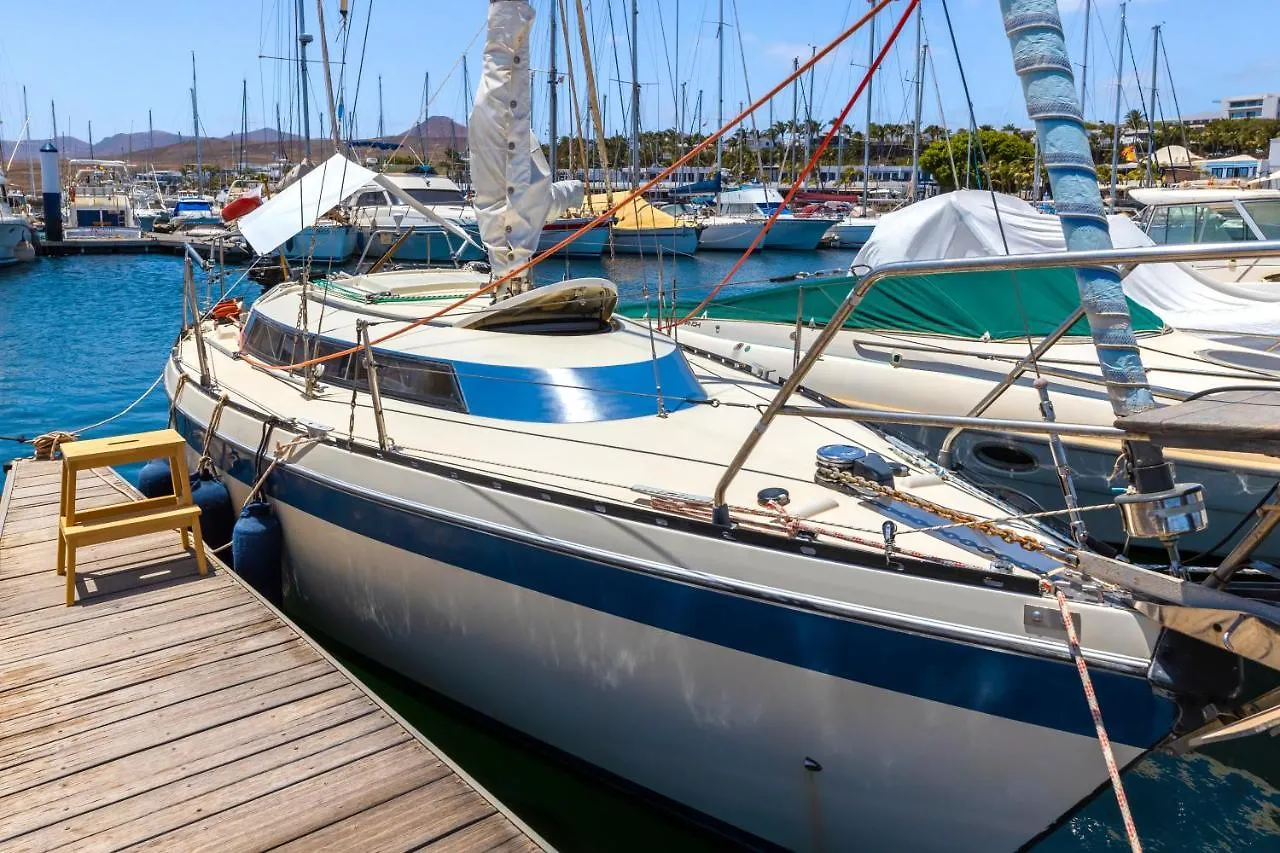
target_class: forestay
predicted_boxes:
[238,153,377,254]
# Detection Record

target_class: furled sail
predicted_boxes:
[471,0,582,294]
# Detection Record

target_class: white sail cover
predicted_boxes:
[471,0,582,281]
[238,153,376,255]
[855,190,1280,337]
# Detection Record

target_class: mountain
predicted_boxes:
[400,116,467,142]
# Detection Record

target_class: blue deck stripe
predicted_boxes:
[177,413,1176,748]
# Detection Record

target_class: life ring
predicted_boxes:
[211,298,243,322]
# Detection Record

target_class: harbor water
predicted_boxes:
[3,253,1280,851]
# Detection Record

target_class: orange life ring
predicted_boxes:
[211,298,242,322]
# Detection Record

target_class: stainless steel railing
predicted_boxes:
[710,239,1280,523]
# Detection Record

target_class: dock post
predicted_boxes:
[39,141,62,242]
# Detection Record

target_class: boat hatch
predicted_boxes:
[455,279,619,334]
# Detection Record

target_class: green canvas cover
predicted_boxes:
[619,269,1165,339]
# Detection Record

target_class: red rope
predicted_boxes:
[1048,582,1144,852]
[664,0,919,331]
[238,0,895,375]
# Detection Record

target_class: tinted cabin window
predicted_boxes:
[405,187,467,205]
[353,191,388,207]
[242,317,466,412]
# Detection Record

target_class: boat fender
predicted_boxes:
[231,501,284,607]
[138,458,175,498]
[189,470,235,551]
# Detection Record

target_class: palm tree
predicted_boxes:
[1125,109,1144,133]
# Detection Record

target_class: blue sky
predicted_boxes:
[0,0,1271,146]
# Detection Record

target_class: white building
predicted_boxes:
[1221,94,1280,120]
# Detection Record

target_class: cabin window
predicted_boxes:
[1241,200,1280,240]
[1149,203,1253,245]
[241,316,466,412]
[405,188,468,205]
[353,191,388,207]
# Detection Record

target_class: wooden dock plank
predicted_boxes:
[0,458,546,852]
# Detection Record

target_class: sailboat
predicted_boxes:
[656,190,1280,560]
[165,2,1280,849]
[0,167,34,266]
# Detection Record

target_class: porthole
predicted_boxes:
[972,442,1039,473]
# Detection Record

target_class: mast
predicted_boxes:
[789,57,798,182]
[803,46,815,182]
[276,103,284,160]
[190,54,202,193]
[148,110,154,157]
[1108,0,1126,212]
[629,0,639,187]
[861,3,875,212]
[462,55,471,186]
[548,0,558,174]
[296,0,313,160]
[909,5,925,201]
[378,74,385,138]
[1080,0,1092,114]
[313,0,342,153]
[714,0,724,174]
[22,87,35,200]
[1146,24,1160,186]
[240,79,249,171]
[1001,0,1172,496]
[88,121,94,160]
[418,73,430,162]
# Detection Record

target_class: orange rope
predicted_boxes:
[666,0,918,330]
[238,0,896,374]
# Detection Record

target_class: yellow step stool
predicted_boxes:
[57,429,207,606]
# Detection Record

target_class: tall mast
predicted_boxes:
[22,86,35,197]
[714,0,723,173]
[190,53,202,192]
[789,57,798,181]
[548,0,558,174]
[276,103,284,160]
[1146,24,1160,186]
[296,0,313,160]
[803,46,815,181]
[88,121,94,160]
[419,72,430,161]
[462,55,471,185]
[378,74,385,138]
[629,0,640,187]
[861,2,875,213]
[240,79,249,171]
[148,109,154,156]
[1108,0,1126,211]
[313,0,342,153]
[909,4,925,202]
[1080,0,1092,115]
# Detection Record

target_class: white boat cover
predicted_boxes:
[853,190,1280,336]
[470,0,582,282]
[238,153,376,254]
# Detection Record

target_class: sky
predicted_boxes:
[0,0,1272,148]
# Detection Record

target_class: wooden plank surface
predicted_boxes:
[0,458,548,852]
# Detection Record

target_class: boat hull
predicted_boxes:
[0,219,30,266]
[761,217,839,251]
[830,219,877,248]
[281,224,359,262]
[538,220,610,257]
[356,225,487,263]
[168,372,1174,853]
[608,226,699,256]
[696,219,768,251]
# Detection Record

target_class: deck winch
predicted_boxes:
[814,444,897,498]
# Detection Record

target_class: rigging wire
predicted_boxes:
[240,0,900,375]
[666,0,919,329]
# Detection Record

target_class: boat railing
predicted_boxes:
[710,239,1280,523]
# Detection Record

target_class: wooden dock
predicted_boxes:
[38,232,254,261]
[0,458,548,853]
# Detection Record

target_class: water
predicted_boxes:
[4,252,1280,851]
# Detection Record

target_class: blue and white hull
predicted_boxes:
[538,218,610,257]
[166,351,1176,852]
[761,216,839,251]
[608,226,699,256]
[830,217,877,248]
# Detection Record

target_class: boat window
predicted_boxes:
[405,187,467,205]
[242,316,466,412]
[352,191,388,207]
[1194,348,1280,376]
[1148,203,1253,245]
[1241,200,1280,239]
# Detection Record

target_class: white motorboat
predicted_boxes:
[349,170,486,263]
[0,168,34,266]
[1130,186,1280,289]
[165,4,1280,850]
[712,185,838,250]
[828,214,878,248]
[64,159,141,237]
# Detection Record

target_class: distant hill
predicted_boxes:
[0,115,468,176]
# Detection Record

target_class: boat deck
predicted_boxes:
[0,457,546,853]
